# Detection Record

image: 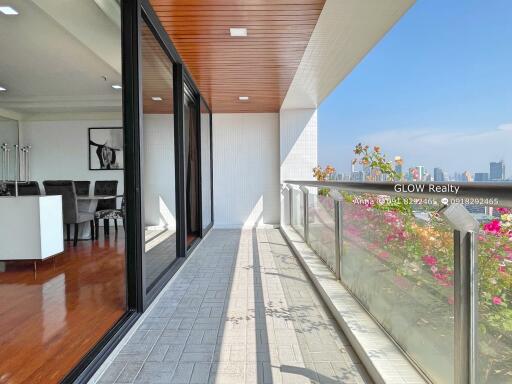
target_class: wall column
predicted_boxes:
[279,108,318,225]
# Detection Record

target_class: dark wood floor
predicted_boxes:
[0,234,126,384]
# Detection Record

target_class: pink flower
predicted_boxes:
[497,208,511,214]
[498,265,506,273]
[423,255,438,266]
[447,296,454,305]
[484,220,501,234]
[492,296,502,305]
[433,273,452,286]
[377,251,390,260]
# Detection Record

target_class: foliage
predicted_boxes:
[312,164,336,196]
[341,198,512,382]
[310,142,511,381]
[352,143,402,181]
[352,143,411,213]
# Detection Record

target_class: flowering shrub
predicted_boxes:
[341,195,512,382]
[352,143,401,181]
[312,164,336,196]
[310,143,511,381]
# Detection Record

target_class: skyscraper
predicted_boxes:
[474,172,489,182]
[433,167,445,182]
[490,161,505,180]
[394,156,403,178]
[415,165,425,181]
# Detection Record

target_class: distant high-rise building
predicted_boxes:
[351,171,364,182]
[490,161,505,180]
[394,156,403,178]
[415,166,425,181]
[433,167,445,182]
[474,172,489,182]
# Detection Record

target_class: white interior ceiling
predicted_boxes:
[281,0,415,110]
[0,0,122,118]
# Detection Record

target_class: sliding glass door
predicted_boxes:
[140,18,178,293]
[0,1,127,382]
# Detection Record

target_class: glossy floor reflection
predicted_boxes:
[145,228,177,289]
[0,231,126,384]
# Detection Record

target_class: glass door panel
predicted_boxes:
[140,19,177,291]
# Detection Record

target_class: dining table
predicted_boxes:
[77,194,123,214]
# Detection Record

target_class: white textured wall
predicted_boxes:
[0,119,18,147]
[212,113,280,228]
[20,119,124,200]
[279,108,318,224]
[280,108,318,181]
[142,114,176,229]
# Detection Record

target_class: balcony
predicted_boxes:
[283,181,512,384]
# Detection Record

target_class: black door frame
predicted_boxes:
[62,0,214,382]
[200,94,214,237]
[139,0,214,307]
[183,82,202,253]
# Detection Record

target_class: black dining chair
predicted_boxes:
[5,181,41,196]
[95,197,125,239]
[43,180,95,246]
[94,180,118,238]
[73,181,90,196]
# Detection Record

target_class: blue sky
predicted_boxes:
[318,0,512,178]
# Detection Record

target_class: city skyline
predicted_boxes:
[318,0,512,179]
[336,158,509,183]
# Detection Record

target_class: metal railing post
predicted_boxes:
[300,186,309,244]
[330,189,343,280]
[288,185,293,226]
[440,204,479,384]
[333,200,341,280]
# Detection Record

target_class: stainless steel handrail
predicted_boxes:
[285,180,512,207]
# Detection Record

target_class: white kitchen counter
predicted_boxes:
[0,195,64,260]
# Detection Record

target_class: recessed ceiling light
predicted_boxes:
[0,6,18,15]
[0,86,6,92]
[238,96,249,101]
[152,96,163,101]
[230,28,247,37]
[111,84,122,90]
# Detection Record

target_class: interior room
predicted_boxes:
[0,1,128,382]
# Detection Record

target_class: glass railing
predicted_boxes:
[308,192,337,272]
[284,180,512,384]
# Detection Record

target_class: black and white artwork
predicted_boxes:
[89,127,124,170]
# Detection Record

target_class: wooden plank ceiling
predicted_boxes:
[149,0,326,113]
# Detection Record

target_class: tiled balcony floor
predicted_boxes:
[96,229,372,384]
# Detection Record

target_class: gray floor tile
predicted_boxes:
[96,229,372,384]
